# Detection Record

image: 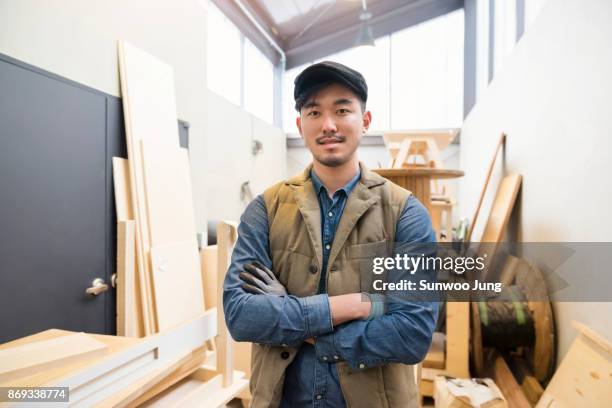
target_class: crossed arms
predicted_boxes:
[222,195,438,370]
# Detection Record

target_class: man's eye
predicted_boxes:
[337,108,350,114]
[307,111,320,117]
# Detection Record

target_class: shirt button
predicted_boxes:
[281,343,288,347]
[359,363,366,369]
[333,355,339,360]
[316,395,322,400]
[325,244,331,250]
[309,264,318,274]
[328,211,333,217]
[322,356,328,361]
[280,351,290,359]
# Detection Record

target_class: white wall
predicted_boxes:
[0,0,210,233]
[459,0,612,360]
[206,91,286,222]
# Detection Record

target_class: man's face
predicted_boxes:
[296,83,371,168]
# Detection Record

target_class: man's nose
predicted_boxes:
[321,114,338,133]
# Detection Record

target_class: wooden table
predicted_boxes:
[372,168,464,213]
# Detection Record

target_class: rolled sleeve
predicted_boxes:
[300,294,334,338]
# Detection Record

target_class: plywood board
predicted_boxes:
[424,332,445,369]
[140,142,197,247]
[117,220,142,337]
[112,157,134,221]
[0,332,108,383]
[150,240,205,331]
[200,245,218,311]
[52,311,216,406]
[478,175,522,277]
[117,41,180,147]
[216,221,238,387]
[536,321,612,408]
[0,330,139,388]
[480,175,522,242]
[119,40,183,334]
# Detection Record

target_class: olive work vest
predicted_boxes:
[250,162,419,408]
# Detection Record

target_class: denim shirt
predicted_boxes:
[223,171,438,407]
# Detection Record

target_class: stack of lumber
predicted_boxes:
[114,41,204,336]
[0,41,248,407]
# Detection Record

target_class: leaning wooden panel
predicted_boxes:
[113,158,144,337]
[217,221,238,387]
[140,143,197,247]
[0,333,108,384]
[119,40,184,334]
[117,220,142,337]
[150,239,205,331]
[536,321,612,408]
[478,174,522,277]
[112,157,134,222]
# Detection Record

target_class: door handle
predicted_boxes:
[86,278,109,296]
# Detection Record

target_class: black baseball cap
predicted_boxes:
[293,61,368,111]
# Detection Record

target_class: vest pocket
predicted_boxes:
[347,239,391,293]
[272,249,318,297]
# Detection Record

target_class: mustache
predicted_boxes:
[316,135,346,144]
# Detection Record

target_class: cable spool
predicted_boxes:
[471,257,555,383]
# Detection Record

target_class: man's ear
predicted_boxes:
[362,111,372,133]
[296,116,303,137]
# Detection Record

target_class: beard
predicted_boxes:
[312,134,359,167]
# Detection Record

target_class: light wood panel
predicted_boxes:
[150,240,205,331]
[117,220,142,337]
[0,332,108,383]
[112,157,134,222]
[536,321,612,408]
[478,174,522,277]
[140,142,197,247]
[216,221,238,387]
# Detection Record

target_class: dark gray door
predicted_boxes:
[0,55,119,343]
[0,54,189,344]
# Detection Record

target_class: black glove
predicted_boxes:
[239,261,288,296]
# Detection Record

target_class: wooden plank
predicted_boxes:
[150,240,205,331]
[200,245,218,312]
[117,220,141,337]
[487,354,531,408]
[0,333,108,383]
[112,157,134,221]
[478,175,522,278]
[521,376,544,406]
[536,321,612,407]
[217,221,238,387]
[140,143,197,247]
[424,332,445,369]
[95,345,207,408]
[52,311,216,406]
[142,369,248,408]
[466,133,506,244]
[119,40,184,334]
[480,174,522,242]
[393,139,412,169]
[201,245,218,352]
[445,302,470,378]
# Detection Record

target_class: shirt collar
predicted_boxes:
[310,167,361,198]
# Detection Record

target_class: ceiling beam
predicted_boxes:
[285,0,464,69]
[210,0,284,64]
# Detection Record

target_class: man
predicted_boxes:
[223,61,438,407]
